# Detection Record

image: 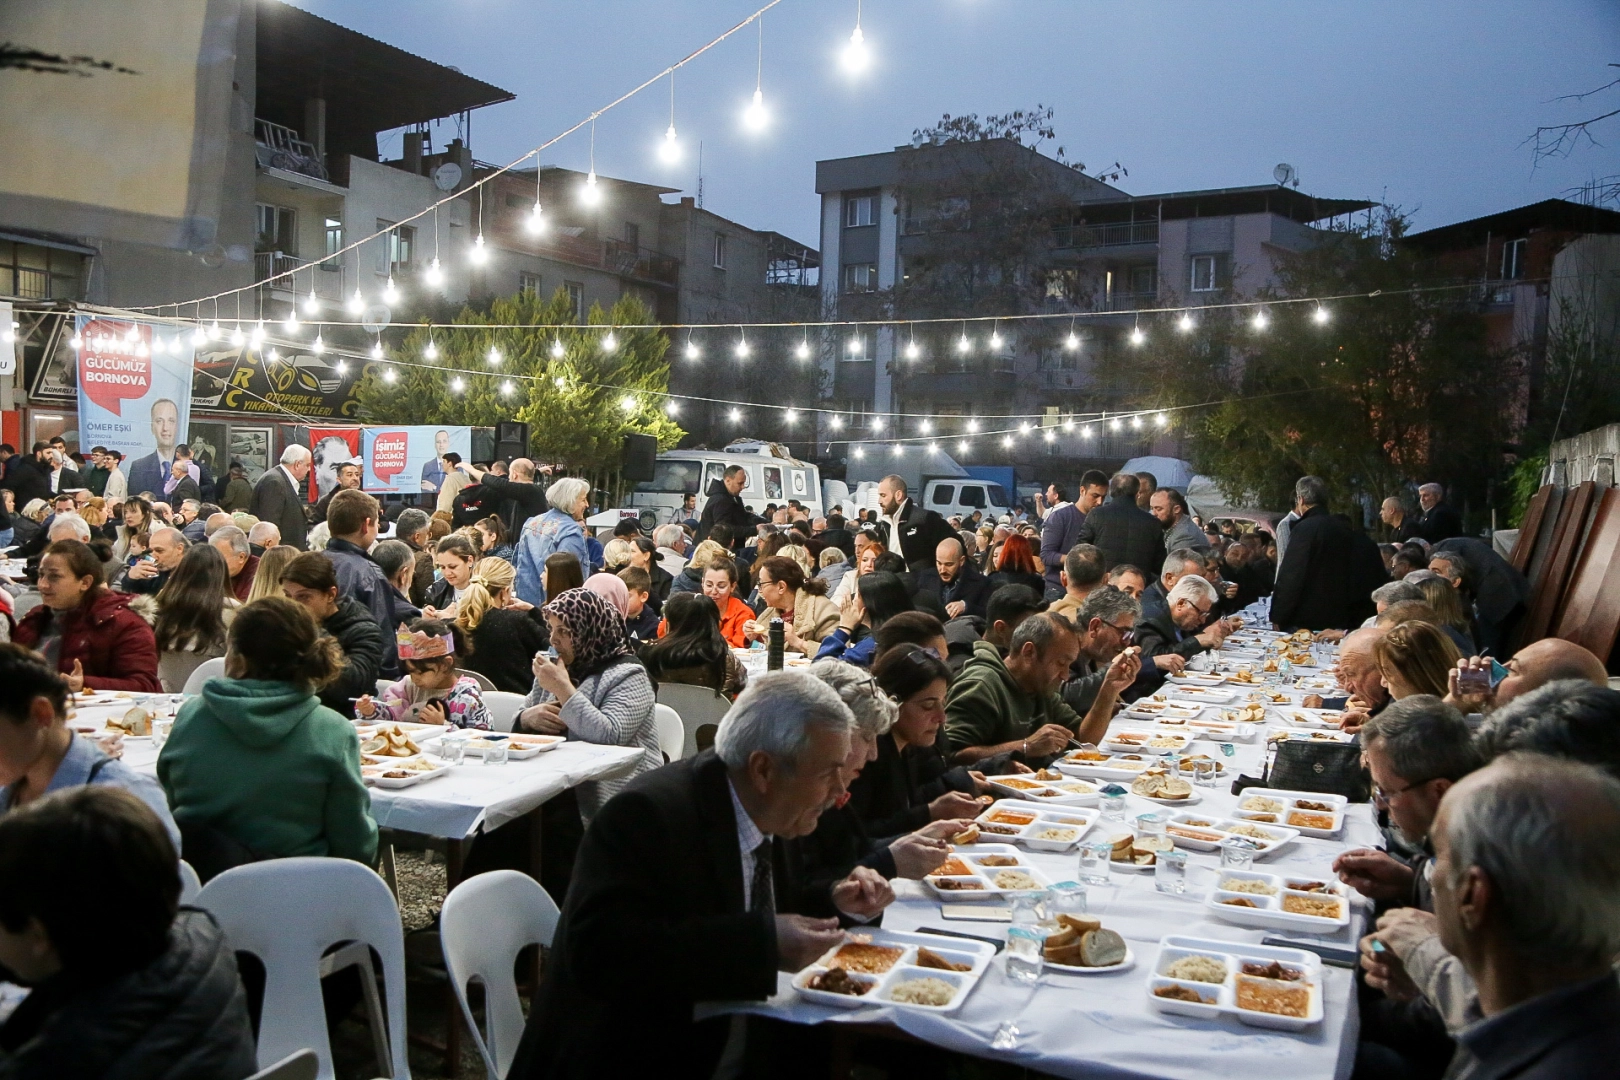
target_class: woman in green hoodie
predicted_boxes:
[157,597,377,877]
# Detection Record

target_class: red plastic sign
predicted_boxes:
[78,319,151,415]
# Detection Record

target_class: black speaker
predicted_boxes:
[495,421,529,462]
[622,433,657,481]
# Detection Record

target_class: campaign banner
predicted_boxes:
[75,316,193,498]
[362,425,471,495]
[308,426,362,503]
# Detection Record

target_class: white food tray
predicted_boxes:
[1147,935,1325,1031]
[1275,707,1347,731]
[1166,673,1227,687]
[1205,869,1352,932]
[792,929,995,1014]
[983,775,1100,806]
[923,844,1054,901]
[1163,812,1300,858]
[420,733,565,759]
[1122,700,1204,721]
[1231,789,1347,838]
[1055,751,1158,782]
[1101,729,1192,756]
[973,800,1098,850]
[361,761,452,788]
[1153,685,1239,705]
[1279,728,1355,744]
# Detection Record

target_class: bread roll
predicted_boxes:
[1079,928,1127,967]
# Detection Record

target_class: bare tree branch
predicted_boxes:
[1526,63,1620,168]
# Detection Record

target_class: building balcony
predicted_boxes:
[254,119,330,183]
[604,239,679,287]
[1053,220,1159,250]
[254,251,345,303]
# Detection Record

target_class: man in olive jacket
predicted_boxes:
[943,613,1086,767]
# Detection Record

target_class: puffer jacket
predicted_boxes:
[318,596,385,717]
[12,590,161,691]
[0,909,258,1080]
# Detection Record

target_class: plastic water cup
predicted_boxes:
[1193,758,1219,787]
[1005,927,1044,984]
[1155,850,1189,895]
[1046,882,1088,925]
[1220,836,1256,870]
[1077,841,1113,886]
[439,736,465,766]
[1099,792,1127,821]
[483,738,509,766]
[1134,812,1166,840]
[151,718,173,751]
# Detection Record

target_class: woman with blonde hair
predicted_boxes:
[599,537,637,574]
[245,544,299,604]
[1374,620,1462,700]
[668,538,727,595]
[1411,574,1476,655]
[778,543,816,579]
[456,556,549,693]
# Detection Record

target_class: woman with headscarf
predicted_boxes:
[517,587,659,819]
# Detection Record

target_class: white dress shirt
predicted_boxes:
[727,778,769,910]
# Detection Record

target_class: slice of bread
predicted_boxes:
[1044,940,1088,965]
[951,824,980,846]
[1056,914,1101,934]
[1079,928,1127,967]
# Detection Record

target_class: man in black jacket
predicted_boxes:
[697,464,758,548]
[817,512,855,560]
[248,445,311,551]
[510,672,892,1080]
[454,457,550,533]
[1270,476,1382,631]
[1134,574,1231,663]
[876,474,955,572]
[1075,472,1166,573]
[1412,482,1462,543]
[915,537,994,619]
[0,442,54,509]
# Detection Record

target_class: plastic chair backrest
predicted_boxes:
[482,691,527,733]
[245,1049,319,1080]
[181,656,227,696]
[178,859,202,904]
[195,858,410,1080]
[440,870,560,1079]
[455,667,497,692]
[654,682,731,758]
[654,704,684,762]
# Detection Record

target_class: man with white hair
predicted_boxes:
[1365,755,1620,1077]
[209,525,258,601]
[456,456,550,533]
[1139,547,1207,624]
[249,444,311,550]
[1134,574,1230,662]
[247,520,280,555]
[120,526,187,595]
[652,523,688,575]
[46,513,91,544]
[513,671,886,1078]
[1412,482,1461,543]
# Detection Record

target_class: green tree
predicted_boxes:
[355,290,683,488]
[1135,210,1518,520]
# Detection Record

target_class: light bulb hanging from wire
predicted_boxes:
[526,166,546,235]
[601,330,617,353]
[685,334,701,361]
[423,336,439,361]
[487,344,502,366]
[347,286,365,315]
[550,338,565,359]
[841,0,870,73]
[425,206,445,286]
[734,331,750,360]
[371,339,384,360]
[1313,304,1331,325]
[283,310,299,335]
[743,18,768,131]
[382,276,399,305]
[1178,311,1195,333]
[794,335,810,361]
[311,331,325,355]
[303,286,320,315]
[659,71,681,164]
[582,118,602,206]
[1251,308,1269,331]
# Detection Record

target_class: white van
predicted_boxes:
[627,441,823,524]
[922,477,1013,520]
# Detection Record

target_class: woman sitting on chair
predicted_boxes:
[455,557,549,694]
[638,592,748,698]
[152,543,240,694]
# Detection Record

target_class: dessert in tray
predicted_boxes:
[1147,935,1324,1030]
[792,930,994,1013]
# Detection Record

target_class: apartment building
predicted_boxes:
[814,139,1371,467]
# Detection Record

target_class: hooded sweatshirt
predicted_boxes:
[942,639,1083,759]
[157,677,377,864]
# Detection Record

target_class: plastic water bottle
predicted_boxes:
[768,618,785,671]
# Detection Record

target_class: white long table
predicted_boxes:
[706,627,1376,1079]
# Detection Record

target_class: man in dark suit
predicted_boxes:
[1270,476,1381,631]
[916,537,994,619]
[1135,573,1232,663]
[1412,482,1462,543]
[123,398,182,498]
[248,444,312,551]
[510,672,892,1080]
[0,443,54,508]
[817,512,855,560]
[1429,538,1529,657]
[1075,472,1166,574]
[876,474,955,573]
[697,464,759,549]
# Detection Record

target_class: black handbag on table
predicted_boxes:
[1260,737,1370,802]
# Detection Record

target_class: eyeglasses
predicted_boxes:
[1100,620,1136,645]
[1372,777,1434,806]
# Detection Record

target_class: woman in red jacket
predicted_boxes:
[13,540,161,692]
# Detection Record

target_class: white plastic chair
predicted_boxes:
[440,870,560,1080]
[178,859,202,904]
[181,656,227,695]
[195,858,411,1080]
[655,682,731,758]
[654,704,684,762]
[482,691,527,734]
[375,678,392,697]
[245,1049,319,1080]
[456,667,497,692]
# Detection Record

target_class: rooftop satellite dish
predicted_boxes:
[433,162,463,191]
[1273,163,1298,188]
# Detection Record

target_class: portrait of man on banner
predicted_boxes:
[74,316,194,499]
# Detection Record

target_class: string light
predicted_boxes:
[830,415,844,431]
[335,360,348,375]
[554,375,566,388]
[425,257,445,287]
[527,201,546,235]
[620,394,637,412]
[283,311,298,335]
[989,325,1004,350]
[450,376,465,393]
[847,335,861,357]
[842,21,869,75]
[550,338,565,359]
[1252,308,1269,331]
[794,336,810,361]
[501,380,514,396]
[583,118,602,206]
[125,325,139,342]
[69,329,83,349]
[904,332,920,360]
[1155,412,1168,427]
[685,337,702,360]
[1178,312,1195,333]
[743,18,768,131]
[966,418,980,433]
[303,288,320,315]
[347,287,365,315]
[1018,421,1031,435]
[1065,330,1080,351]
[250,321,265,347]
[735,333,751,359]
[728,407,742,422]
[207,319,222,340]
[229,324,245,347]
[191,324,207,347]
[1080,424,1093,439]
[665,400,680,416]
[1001,436,1013,449]
[958,439,970,454]
[371,339,384,360]
[470,233,489,264]
[487,344,502,366]
[956,330,971,354]
[1130,325,1145,347]
[927,442,939,454]
[601,331,617,353]
[1042,429,1055,443]
[659,72,681,164]
[1313,305,1331,325]
[382,276,399,304]
[384,367,397,384]
[852,446,865,459]
[424,337,439,361]
[784,408,798,424]
[268,347,280,362]
[311,332,325,355]
[1108,417,1121,432]
[1130,414,1142,430]
[920,419,932,434]
[870,415,884,432]
[891,443,903,456]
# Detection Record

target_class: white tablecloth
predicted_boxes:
[76,700,643,841]
[706,621,1377,1080]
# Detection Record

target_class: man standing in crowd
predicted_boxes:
[876,474,954,573]
[1047,544,1106,625]
[124,398,181,498]
[249,445,311,551]
[510,672,888,1079]
[1038,474,1093,599]
[209,525,259,601]
[101,449,127,503]
[44,445,82,496]
[120,527,187,595]
[164,460,201,506]
[917,537,992,620]
[1139,548,1207,624]
[394,507,437,608]
[174,443,213,501]
[0,443,54,508]
[81,446,110,497]
[698,464,757,549]
[1413,482,1462,543]
[322,489,400,675]
[1134,471,1158,511]
[309,458,363,525]
[1076,472,1165,573]
[457,457,550,533]
[1380,496,1422,543]
[1150,487,1207,554]
[1271,475,1381,632]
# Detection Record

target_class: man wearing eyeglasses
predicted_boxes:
[1059,585,1145,715]
[1133,575,1232,663]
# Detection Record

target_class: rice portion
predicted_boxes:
[1219,877,1279,895]
[888,977,956,1006]
[1165,955,1229,983]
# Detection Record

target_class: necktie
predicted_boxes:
[750,840,774,915]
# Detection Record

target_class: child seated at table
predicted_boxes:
[356,618,492,730]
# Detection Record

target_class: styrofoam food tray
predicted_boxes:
[1231,789,1347,838]
[420,732,565,759]
[1205,869,1352,932]
[1147,935,1324,1031]
[973,800,1098,850]
[923,844,1054,901]
[361,761,452,788]
[1102,729,1192,756]
[983,775,1100,806]
[1121,700,1204,722]
[1164,812,1300,858]
[1055,751,1159,781]
[792,929,995,1014]
[1167,672,1227,686]
[1275,707,1347,730]
[1154,685,1240,704]
[1280,728,1355,743]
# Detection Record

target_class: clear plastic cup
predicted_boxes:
[151,718,173,751]
[1005,927,1044,984]
[1154,850,1188,894]
[1099,792,1127,821]
[439,735,465,766]
[1134,812,1166,840]
[1193,758,1219,787]
[1220,836,1256,870]
[1077,841,1112,886]
[483,738,509,766]
[1046,882,1088,926]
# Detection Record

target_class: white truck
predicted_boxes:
[835,442,1014,521]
